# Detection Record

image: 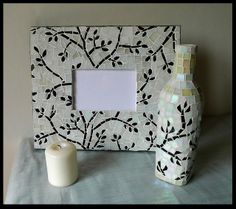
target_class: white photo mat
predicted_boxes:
[73,69,137,111]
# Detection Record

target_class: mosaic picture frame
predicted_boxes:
[30,25,180,151]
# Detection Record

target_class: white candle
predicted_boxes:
[45,140,78,187]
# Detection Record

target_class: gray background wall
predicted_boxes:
[3,3,232,201]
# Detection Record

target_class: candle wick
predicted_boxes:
[57,145,62,149]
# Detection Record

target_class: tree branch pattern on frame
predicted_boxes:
[31,25,180,152]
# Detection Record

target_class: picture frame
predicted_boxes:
[31,25,180,151]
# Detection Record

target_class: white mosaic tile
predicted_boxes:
[30,25,180,151]
[155,44,202,186]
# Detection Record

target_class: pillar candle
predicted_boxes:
[45,140,78,187]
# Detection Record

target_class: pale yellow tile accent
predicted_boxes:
[183,53,191,59]
[182,89,192,96]
[177,67,183,73]
[184,66,190,73]
[177,58,183,65]
[183,59,190,68]
[177,53,183,58]
[164,85,169,91]
[168,86,174,93]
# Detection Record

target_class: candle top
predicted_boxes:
[45,141,76,158]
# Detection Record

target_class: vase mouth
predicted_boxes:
[176,44,197,54]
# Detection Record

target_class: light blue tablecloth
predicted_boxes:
[5,115,232,204]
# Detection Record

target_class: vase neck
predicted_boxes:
[172,44,197,81]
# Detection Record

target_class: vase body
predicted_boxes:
[155,44,202,186]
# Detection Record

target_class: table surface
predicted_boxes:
[5,115,232,204]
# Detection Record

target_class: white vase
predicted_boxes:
[155,44,202,186]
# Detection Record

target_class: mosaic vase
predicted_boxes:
[155,44,202,186]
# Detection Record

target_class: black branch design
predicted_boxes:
[45,27,102,67]
[155,101,197,166]
[108,56,123,67]
[87,111,99,128]
[93,116,138,133]
[44,26,124,69]
[137,93,152,105]
[95,27,123,68]
[35,131,56,145]
[32,26,178,150]
[163,25,177,52]
[52,30,79,36]
[34,105,86,149]
[145,26,176,73]
[175,166,193,181]
[58,42,72,62]
[119,40,148,54]
[45,29,83,50]
[34,47,64,81]
[92,129,106,149]
[147,26,176,57]
[88,29,113,55]
[172,32,176,52]
[137,68,155,93]
[77,27,96,67]
[111,134,122,150]
[157,146,181,166]
[135,26,159,37]
[143,112,157,127]
[79,111,87,146]
[176,101,192,134]
[161,49,174,74]
[59,113,84,135]
[84,27,90,39]
[86,125,94,149]
[145,130,157,151]
[45,82,72,100]
[156,161,168,176]
[111,134,135,150]
[60,33,83,50]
